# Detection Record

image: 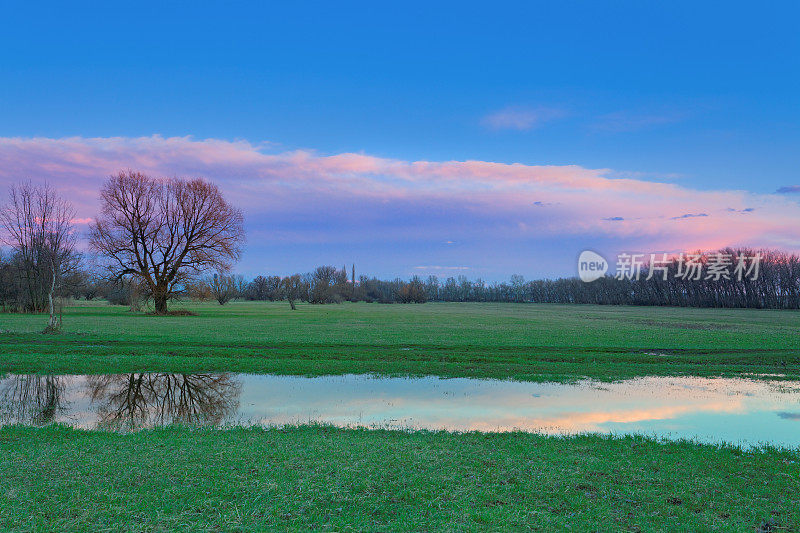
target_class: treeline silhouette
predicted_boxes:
[235,248,800,309]
[3,248,799,310]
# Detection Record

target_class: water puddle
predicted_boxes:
[2,373,799,448]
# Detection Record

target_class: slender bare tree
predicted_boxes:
[208,272,238,305]
[89,171,245,314]
[282,274,304,310]
[0,182,78,329]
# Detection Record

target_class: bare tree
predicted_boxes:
[185,278,213,301]
[89,171,245,314]
[308,265,341,303]
[208,272,238,305]
[0,182,78,329]
[396,275,427,303]
[234,274,248,298]
[282,274,304,310]
[0,250,19,312]
[245,275,282,301]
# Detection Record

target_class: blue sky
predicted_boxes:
[1,2,798,279]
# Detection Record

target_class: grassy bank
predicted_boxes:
[0,301,798,381]
[0,424,796,532]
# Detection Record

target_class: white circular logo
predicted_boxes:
[578,250,608,282]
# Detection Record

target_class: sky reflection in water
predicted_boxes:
[1,373,799,448]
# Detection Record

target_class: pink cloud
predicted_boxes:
[0,135,798,259]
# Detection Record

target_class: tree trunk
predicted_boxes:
[47,265,59,330]
[154,293,168,314]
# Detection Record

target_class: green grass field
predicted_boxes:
[1,300,799,381]
[1,425,797,532]
[2,301,799,531]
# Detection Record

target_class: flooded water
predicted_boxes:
[1,373,799,448]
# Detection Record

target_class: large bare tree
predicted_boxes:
[0,182,78,328]
[89,171,245,314]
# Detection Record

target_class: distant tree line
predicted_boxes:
[3,243,799,312]
[176,248,800,309]
[4,251,799,311]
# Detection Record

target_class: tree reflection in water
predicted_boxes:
[0,375,67,425]
[87,373,242,428]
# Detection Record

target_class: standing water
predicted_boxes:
[1,373,799,448]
